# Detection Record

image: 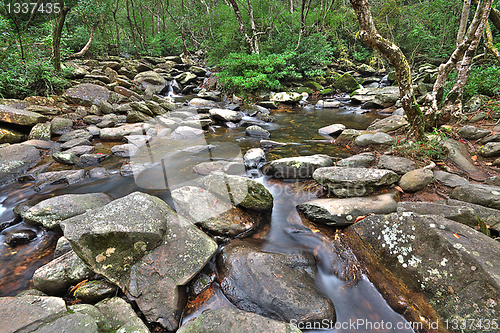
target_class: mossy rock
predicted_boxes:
[320,88,334,95]
[331,73,360,92]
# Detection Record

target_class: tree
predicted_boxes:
[53,1,70,71]
[349,0,425,139]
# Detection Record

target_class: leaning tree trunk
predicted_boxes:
[425,0,492,126]
[71,25,96,58]
[52,3,70,71]
[349,0,425,139]
[227,0,256,53]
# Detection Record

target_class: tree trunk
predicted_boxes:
[457,0,472,46]
[349,0,425,139]
[126,0,138,55]
[247,0,259,53]
[426,0,492,125]
[112,0,121,50]
[71,25,96,58]
[484,22,500,63]
[52,4,70,71]
[227,0,256,53]
[473,0,500,30]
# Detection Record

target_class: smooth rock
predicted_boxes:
[263,155,333,179]
[451,183,500,209]
[0,143,40,185]
[34,170,86,191]
[355,132,394,146]
[270,92,303,103]
[442,198,500,233]
[399,168,434,192]
[397,201,478,227]
[64,83,111,106]
[336,152,375,168]
[433,170,469,188]
[76,153,108,167]
[245,125,270,139]
[0,104,48,126]
[192,161,245,175]
[318,124,345,137]
[29,123,52,140]
[366,115,408,133]
[458,125,491,140]
[52,151,78,165]
[58,129,92,143]
[60,138,92,150]
[111,144,139,157]
[73,280,118,303]
[209,108,242,122]
[377,155,416,175]
[478,142,500,157]
[243,148,266,169]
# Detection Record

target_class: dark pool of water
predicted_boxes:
[0,105,413,332]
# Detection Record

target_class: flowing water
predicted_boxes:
[0,103,416,332]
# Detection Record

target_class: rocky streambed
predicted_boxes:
[0,56,500,333]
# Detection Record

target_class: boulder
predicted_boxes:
[377,155,416,175]
[297,192,398,227]
[355,132,394,146]
[351,86,399,105]
[209,108,242,122]
[33,170,86,191]
[133,70,166,90]
[217,239,336,323]
[331,73,360,92]
[399,168,434,192]
[365,115,408,133]
[0,104,48,126]
[458,125,491,140]
[100,123,152,141]
[270,92,303,103]
[52,152,78,165]
[346,212,500,331]
[33,250,94,295]
[188,98,218,108]
[111,144,139,157]
[336,152,375,168]
[60,138,92,150]
[263,155,333,179]
[199,172,273,212]
[243,148,266,169]
[478,142,500,157]
[245,125,270,139]
[94,297,150,332]
[0,143,40,185]
[313,167,399,197]
[170,126,205,139]
[24,193,113,230]
[177,307,302,333]
[451,182,500,209]
[66,145,95,157]
[64,83,111,106]
[318,124,345,137]
[76,153,109,167]
[192,161,245,175]
[72,280,118,303]
[397,201,478,228]
[433,170,469,188]
[315,100,341,109]
[442,198,500,233]
[29,123,52,140]
[58,129,92,143]
[0,126,24,143]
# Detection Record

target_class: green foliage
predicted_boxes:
[148,32,184,56]
[216,52,302,93]
[391,130,448,164]
[445,65,500,101]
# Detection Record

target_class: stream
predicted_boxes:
[0,102,416,332]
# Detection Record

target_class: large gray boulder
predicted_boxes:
[217,239,336,324]
[0,104,48,126]
[297,193,398,227]
[365,115,408,133]
[313,167,399,197]
[270,92,303,103]
[33,170,86,191]
[100,123,152,141]
[347,212,500,330]
[377,155,416,175]
[442,198,500,233]
[451,182,500,209]
[178,307,302,333]
[133,70,166,90]
[397,201,478,228]
[0,143,40,185]
[263,155,333,179]
[24,193,113,230]
[64,83,111,106]
[478,142,500,157]
[399,168,434,192]
[209,108,242,122]
[336,152,375,168]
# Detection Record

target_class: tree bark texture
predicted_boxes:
[457,0,472,46]
[227,0,256,53]
[349,0,424,139]
[484,22,500,64]
[52,4,70,71]
[71,25,96,58]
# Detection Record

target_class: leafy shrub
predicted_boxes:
[445,65,500,101]
[216,52,302,93]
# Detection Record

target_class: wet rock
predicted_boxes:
[270,92,303,103]
[245,125,270,138]
[21,139,59,150]
[171,185,261,237]
[192,161,245,175]
[209,108,242,122]
[313,167,399,197]
[0,104,48,126]
[120,162,147,177]
[124,134,151,148]
[94,297,149,332]
[0,143,40,185]
[260,139,287,149]
[52,151,78,165]
[315,100,341,109]
[351,86,399,105]
[34,170,86,191]
[397,201,478,228]
[451,183,500,209]
[126,207,217,330]
[355,132,394,146]
[366,115,408,133]
[33,250,94,295]
[399,168,434,192]
[347,213,500,329]
[29,123,52,140]
[331,73,360,92]
[170,126,205,139]
[24,193,113,230]
[337,128,362,140]
[244,148,266,169]
[66,145,95,156]
[4,227,37,246]
[0,126,24,143]
[177,307,302,333]
[176,72,198,85]
[458,125,491,140]
[133,71,166,91]
[60,138,92,150]
[377,155,416,175]
[89,167,108,179]
[54,236,72,259]
[199,172,273,212]
[433,170,469,188]
[336,152,375,168]
[73,280,118,303]
[188,98,218,108]
[58,129,93,143]
[217,239,335,324]
[64,83,111,106]
[263,155,333,179]
[100,123,151,141]
[318,124,345,137]
[442,199,500,233]
[478,142,500,157]
[111,143,139,157]
[0,295,68,332]
[298,192,398,227]
[77,153,108,167]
